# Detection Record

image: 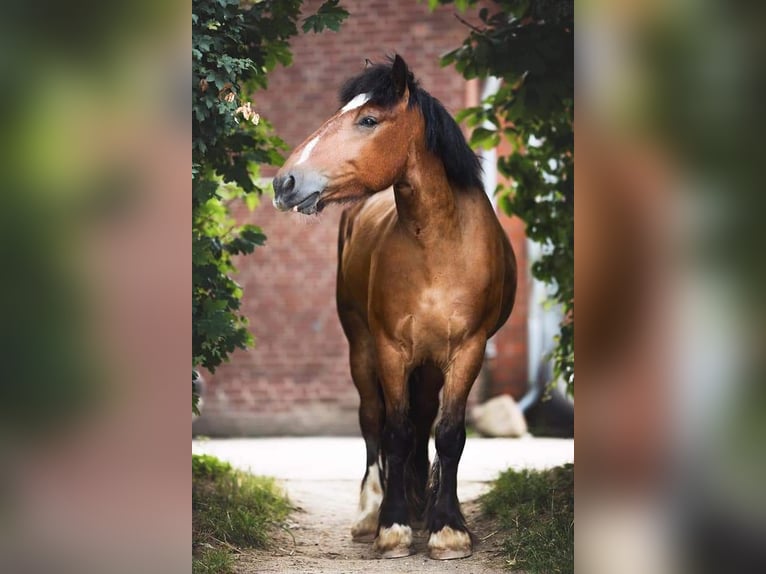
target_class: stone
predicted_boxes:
[470,395,528,437]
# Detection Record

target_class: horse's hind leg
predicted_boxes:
[347,332,385,542]
[427,339,485,560]
[407,364,442,525]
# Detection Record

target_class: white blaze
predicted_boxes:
[294,93,370,167]
[295,135,320,165]
[340,92,371,113]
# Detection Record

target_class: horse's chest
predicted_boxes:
[367,229,499,361]
[413,296,471,350]
[373,280,481,363]
[411,285,466,327]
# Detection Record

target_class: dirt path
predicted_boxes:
[235,479,508,574]
[193,437,573,574]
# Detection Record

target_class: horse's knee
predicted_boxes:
[358,396,384,463]
[359,404,382,442]
[382,416,414,462]
[434,417,466,462]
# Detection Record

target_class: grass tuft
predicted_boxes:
[193,547,234,574]
[481,463,573,573]
[192,454,291,571]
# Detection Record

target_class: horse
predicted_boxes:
[272,55,516,560]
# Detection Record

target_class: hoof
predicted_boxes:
[379,545,414,559]
[374,524,413,558]
[351,514,378,543]
[351,531,376,543]
[428,526,472,560]
[429,547,472,560]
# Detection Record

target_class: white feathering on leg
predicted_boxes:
[351,463,383,540]
[374,523,413,558]
[428,525,472,560]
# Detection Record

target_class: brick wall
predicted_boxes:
[193,0,529,436]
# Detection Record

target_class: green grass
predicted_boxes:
[481,464,573,573]
[193,548,234,574]
[192,454,291,573]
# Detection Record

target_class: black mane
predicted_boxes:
[339,57,483,191]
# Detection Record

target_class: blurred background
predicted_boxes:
[577,0,766,572]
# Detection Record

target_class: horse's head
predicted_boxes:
[273,55,420,215]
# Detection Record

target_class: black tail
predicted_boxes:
[404,369,428,520]
[424,451,441,522]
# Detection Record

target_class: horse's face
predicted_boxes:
[273,57,418,215]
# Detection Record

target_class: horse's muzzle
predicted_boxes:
[273,171,327,215]
[273,174,295,196]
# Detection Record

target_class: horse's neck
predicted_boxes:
[392,149,463,241]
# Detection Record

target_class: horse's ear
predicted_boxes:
[364,58,373,69]
[391,54,408,100]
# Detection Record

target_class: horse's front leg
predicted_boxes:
[373,340,415,558]
[427,338,486,560]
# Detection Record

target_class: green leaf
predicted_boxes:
[302,0,349,34]
[454,105,483,124]
[469,126,500,150]
[244,192,260,211]
[240,225,267,246]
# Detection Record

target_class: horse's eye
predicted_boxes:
[359,116,378,128]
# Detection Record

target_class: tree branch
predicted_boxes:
[453,12,483,34]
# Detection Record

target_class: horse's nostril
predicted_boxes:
[274,174,294,196]
[284,174,295,193]
[274,174,295,196]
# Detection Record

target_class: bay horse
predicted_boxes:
[272,55,516,560]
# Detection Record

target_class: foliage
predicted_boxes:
[437,0,574,393]
[192,0,348,411]
[192,453,292,568]
[193,452,236,480]
[303,0,348,33]
[482,464,574,573]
